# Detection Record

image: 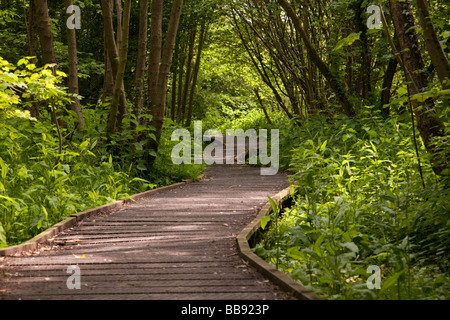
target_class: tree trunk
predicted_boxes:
[133,0,149,125]
[171,67,177,122]
[353,0,371,99]
[66,0,85,130]
[33,0,56,68]
[389,0,447,175]
[147,0,163,112]
[115,0,122,51]
[106,0,131,136]
[170,42,180,122]
[148,0,184,165]
[254,88,273,125]
[416,0,450,89]
[101,0,128,135]
[180,23,197,124]
[176,39,187,123]
[186,21,208,127]
[380,58,398,117]
[25,0,40,118]
[102,42,114,102]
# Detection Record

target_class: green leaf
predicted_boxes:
[333,32,361,51]
[41,205,48,221]
[340,241,359,253]
[0,195,18,205]
[79,140,89,151]
[319,140,327,152]
[0,157,6,179]
[313,233,327,255]
[261,215,271,230]
[267,196,279,216]
[379,269,405,296]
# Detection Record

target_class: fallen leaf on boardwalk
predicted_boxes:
[222,223,229,227]
[73,254,85,259]
[66,239,81,243]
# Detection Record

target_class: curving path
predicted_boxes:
[0,163,293,300]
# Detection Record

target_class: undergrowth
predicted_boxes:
[251,109,449,300]
[0,56,204,247]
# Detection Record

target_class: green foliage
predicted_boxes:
[0,56,204,248]
[254,109,449,300]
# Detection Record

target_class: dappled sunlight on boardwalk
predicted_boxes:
[0,164,291,300]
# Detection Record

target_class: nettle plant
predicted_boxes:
[254,111,449,300]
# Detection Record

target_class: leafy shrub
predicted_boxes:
[254,108,449,300]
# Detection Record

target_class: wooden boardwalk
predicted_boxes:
[0,163,293,300]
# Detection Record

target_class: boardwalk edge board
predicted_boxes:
[236,187,322,300]
[0,179,198,257]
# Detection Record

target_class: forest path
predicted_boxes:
[0,162,292,300]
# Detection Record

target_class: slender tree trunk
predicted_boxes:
[106,0,131,136]
[176,40,187,123]
[25,0,39,118]
[65,0,85,130]
[25,0,38,65]
[147,0,163,112]
[101,1,114,103]
[102,43,114,102]
[186,21,208,127]
[101,0,128,135]
[34,0,56,68]
[380,58,398,117]
[148,0,184,165]
[115,0,122,51]
[171,68,177,122]
[180,23,197,123]
[416,0,450,89]
[254,88,273,125]
[134,0,149,125]
[353,0,371,99]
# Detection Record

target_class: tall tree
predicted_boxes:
[24,0,39,118]
[388,0,447,175]
[100,0,129,136]
[185,20,208,127]
[147,0,163,113]
[107,0,131,136]
[180,22,197,124]
[147,0,185,165]
[33,0,56,68]
[66,0,85,130]
[134,0,149,125]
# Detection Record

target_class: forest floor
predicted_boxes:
[0,163,293,300]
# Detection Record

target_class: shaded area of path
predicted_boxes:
[0,164,292,300]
